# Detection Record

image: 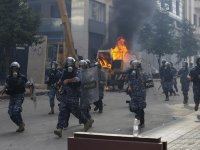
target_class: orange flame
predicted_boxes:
[98,37,131,69]
[98,52,112,69]
[111,37,129,61]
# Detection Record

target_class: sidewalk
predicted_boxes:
[0,86,48,100]
[142,111,200,150]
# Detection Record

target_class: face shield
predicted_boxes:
[67,66,73,72]
[11,67,19,78]
[52,64,56,70]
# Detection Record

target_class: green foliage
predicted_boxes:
[139,9,177,57]
[177,19,200,59]
[0,0,40,48]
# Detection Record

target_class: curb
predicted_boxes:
[141,111,199,143]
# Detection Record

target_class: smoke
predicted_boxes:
[106,0,156,48]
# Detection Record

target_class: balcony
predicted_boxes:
[38,18,64,42]
[39,18,63,32]
[195,26,200,35]
[195,0,200,9]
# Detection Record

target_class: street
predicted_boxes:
[0,81,196,150]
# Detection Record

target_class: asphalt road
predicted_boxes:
[0,81,196,150]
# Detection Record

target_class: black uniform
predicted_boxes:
[47,69,62,107]
[6,74,27,127]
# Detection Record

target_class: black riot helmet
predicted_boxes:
[10,62,20,77]
[79,60,87,69]
[65,57,76,67]
[85,59,91,68]
[10,62,20,69]
[131,60,141,70]
[65,57,76,73]
[161,59,166,66]
[51,61,58,69]
[94,62,101,69]
[165,62,171,68]
[182,61,188,68]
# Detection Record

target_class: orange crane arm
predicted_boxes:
[56,0,77,59]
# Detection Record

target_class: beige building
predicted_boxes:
[183,0,200,64]
[28,0,113,62]
[27,0,113,84]
[71,0,112,60]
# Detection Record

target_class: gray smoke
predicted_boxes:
[106,0,156,48]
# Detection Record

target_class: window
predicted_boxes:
[168,0,172,12]
[160,0,171,11]
[89,32,104,60]
[50,4,60,18]
[47,44,58,62]
[161,0,165,8]
[199,17,200,26]
[89,0,106,23]
[176,0,180,16]
[30,3,41,14]
[194,14,197,26]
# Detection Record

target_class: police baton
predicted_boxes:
[29,78,37,111]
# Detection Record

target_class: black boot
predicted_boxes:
[98,98,103,113]
[195,103,199,111]
[165,92,169,101]
[94,101,99,111]
[183,95,188,105]
[16,122,25,132]
[54,128,62,137]
[48,106,54,115]
[139,110,145,129]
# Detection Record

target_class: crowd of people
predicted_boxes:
[2,56,200,138]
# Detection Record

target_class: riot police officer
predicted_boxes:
[79,60,93,122]
[188,57,200,111]
[159,59,166,92]
[128,60,147,128]
[170,62,178,93]
[4,62,29,132]
[54,57,93,137]
[178,61,190,104]
[163,62,174,101]
[93,62,106,113]
[46,61,62,114]
[85,59,91,68]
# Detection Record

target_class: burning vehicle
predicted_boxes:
[98,37,135,90]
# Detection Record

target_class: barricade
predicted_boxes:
[68,132,167,150]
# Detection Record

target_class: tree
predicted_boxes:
[0,0,40,77]
[177,19,200,60]
[139,9,177,68]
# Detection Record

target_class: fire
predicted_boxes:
[111,37,129,61]
[99,58,112,69]
[98,36,131,69]
[98,51,112,69]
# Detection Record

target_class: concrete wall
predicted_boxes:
[27,36,47,84]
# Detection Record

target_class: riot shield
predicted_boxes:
[80,67,99,104]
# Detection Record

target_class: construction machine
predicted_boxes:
[97,49,128,90]
[56,0,77,65]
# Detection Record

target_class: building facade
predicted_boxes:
[157,0,183,28]
[71,0,112,61]
[139,0,184,73]
[28,0,112,63]
[183,0,200,64]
